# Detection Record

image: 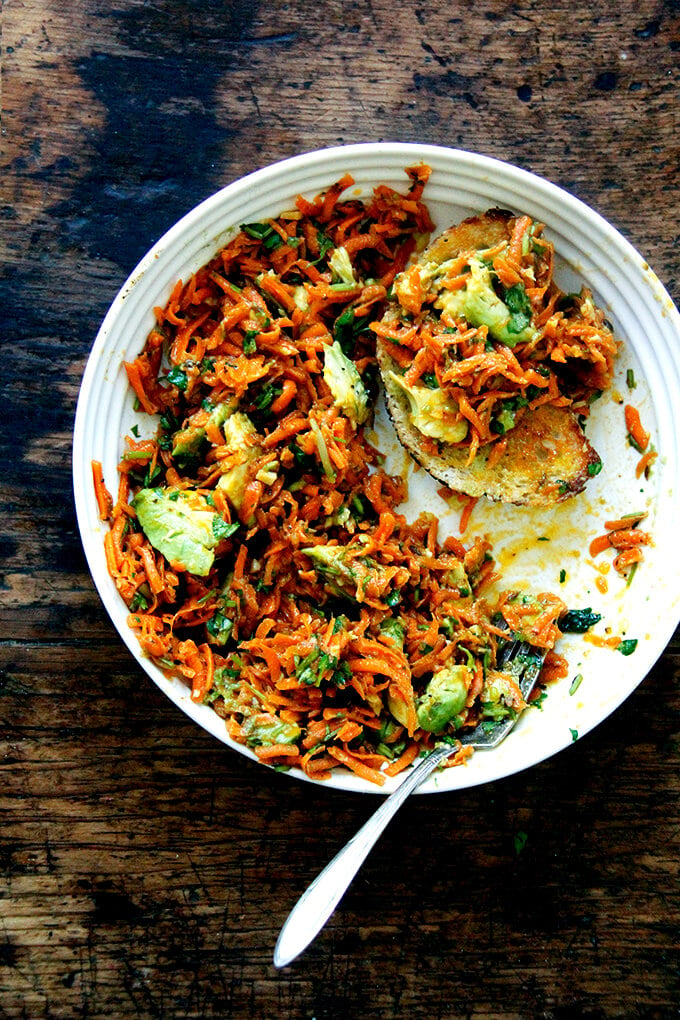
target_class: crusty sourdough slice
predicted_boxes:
[422,207,513,265]
[377,371,600,504]
[376,211,602,506]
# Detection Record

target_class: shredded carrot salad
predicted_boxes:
[373,213,619,461]
[95,168,568,784]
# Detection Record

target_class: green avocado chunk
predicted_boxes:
[416,662,470,733]
[436,257,537,347]
[385,371,468,443]
[132,487,223,577]
[323,340,369,428]
[171,398,238,460]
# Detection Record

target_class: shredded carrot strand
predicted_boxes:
[624,403,650,452]
[92,461,113,520]
[458,495,478,535]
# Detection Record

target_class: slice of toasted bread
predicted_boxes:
[423,207,513,266]
[377,374,600,504]
[376,211,602,506]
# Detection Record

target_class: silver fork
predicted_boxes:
[273,639,546,968]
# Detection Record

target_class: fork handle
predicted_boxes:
[273,742,456,968]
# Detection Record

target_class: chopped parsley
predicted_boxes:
[559,608,602,633]
[241,221,284,251]
[166,366,188,391]
[503,282,533,335]
[254,381,283,412]
[332,307,372,355]
[294,646,351,688]
[617,638,638,656]
[206,611,234,645]
[242,329,258,354]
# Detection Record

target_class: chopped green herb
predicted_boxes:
[503,282,533,335]
[206,611,234,645]
[559,608,602,633]
[530,688,547,710]
[587,460,603,477]
[316,230,335,261]
[491,405,516,434]
[570,728,579,742]
[295,645,351,688]
[375,740,406,760]
[241,221,283,251]
[332,307,371,355]
[143,462,162,487]
[160,410,181,434]
[166,366,188,391]
[559,569,567,584]
[129,590,149,611]
[289,441,316,472]
[617,638,638,656]
[254,382,283,412]
[242,329,258,354]
[626,368,636,390]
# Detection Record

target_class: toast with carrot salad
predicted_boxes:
[374,210,618,505]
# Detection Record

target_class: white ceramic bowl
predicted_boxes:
[73,143,680,794]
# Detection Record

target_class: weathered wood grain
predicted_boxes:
[2,0,679,1016]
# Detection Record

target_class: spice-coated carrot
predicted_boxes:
[635,450,657,478]
[613,548,644,572]
[589,534,613,557]
[92,461,113,521]
[458,495,478,535]
[624,403,650,452]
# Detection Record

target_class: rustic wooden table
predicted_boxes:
[2,1,679,1017]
